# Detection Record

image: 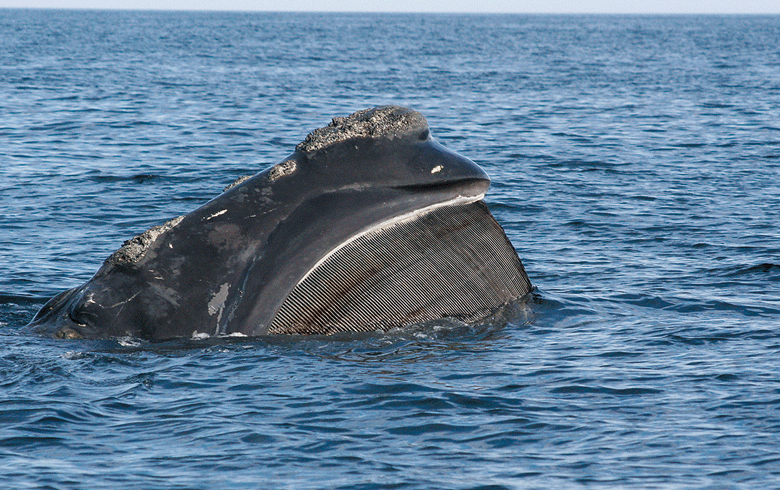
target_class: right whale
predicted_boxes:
[29,106,532,340]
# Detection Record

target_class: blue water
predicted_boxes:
[2,10,780,488]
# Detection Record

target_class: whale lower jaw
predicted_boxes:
[267,198,531,335]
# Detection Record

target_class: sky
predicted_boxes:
[0,0,778,13]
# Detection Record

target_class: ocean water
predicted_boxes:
[2,9,780,488]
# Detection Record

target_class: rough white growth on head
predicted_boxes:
[223,175,252,192]
[268,160,297,181]
[431,165,443,174]
[107,215,184,265]
[296,106,429,153]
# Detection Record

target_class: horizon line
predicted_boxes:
[2,7,780,15]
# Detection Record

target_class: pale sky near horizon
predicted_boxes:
[1,0,779,14]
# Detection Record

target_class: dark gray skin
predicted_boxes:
[28,106,492,340]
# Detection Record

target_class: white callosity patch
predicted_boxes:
[207,283,230,335]
[223,175,252,192]
[268,160,297,181]
[106,215,185,265]
[431,165,443,174]
[296,106,428,153]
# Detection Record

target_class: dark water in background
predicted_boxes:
[2,9,780,488]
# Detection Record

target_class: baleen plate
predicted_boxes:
[268,201,531,335]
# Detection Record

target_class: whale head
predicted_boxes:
[28,106,530,340]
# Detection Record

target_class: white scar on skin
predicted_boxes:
[207,283,230,335]
[205,209,228,221]
[104,290,142,308]
[431,165,443,174]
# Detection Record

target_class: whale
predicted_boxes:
[28,106,532,340]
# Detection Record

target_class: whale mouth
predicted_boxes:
[28,312,88,340]
[296,192,487,287]
[395,178,488,194]
[267,199,531,335]
[27,286,102,340]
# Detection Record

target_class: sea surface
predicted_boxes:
[1,10,780,489]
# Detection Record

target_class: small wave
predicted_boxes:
[548,158,627,171]
[89,173,162,184]
[630,194,658,202]
[609,292,675,310]
[28,121,80,132]
[0,293,41,306]
[218,129,254,137]
[487,200,547,214]
[693,263,780,285]
[549,385,662,395]
[724,263,780,277]
[700,101,734,109]
[13,298,533,358]
[670,299,780,316]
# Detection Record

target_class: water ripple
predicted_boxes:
[3,10,780,489]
